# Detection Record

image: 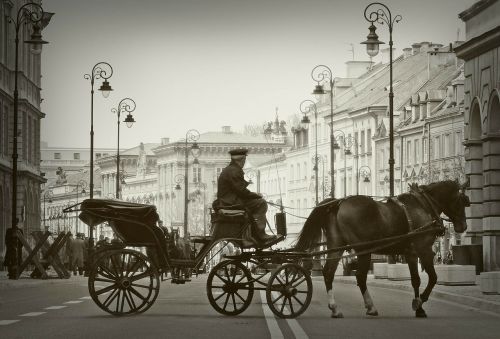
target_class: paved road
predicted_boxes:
[1,275,499,339]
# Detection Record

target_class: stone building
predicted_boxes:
[455,0,500,275]
[0,1,52,262]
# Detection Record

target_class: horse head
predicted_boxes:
[424,180,470,233]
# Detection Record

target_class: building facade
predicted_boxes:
[455,0,500,272]
[0,0,52,263]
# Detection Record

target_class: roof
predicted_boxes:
[120,142,160,156]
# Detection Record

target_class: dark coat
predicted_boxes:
[217,161,260,206]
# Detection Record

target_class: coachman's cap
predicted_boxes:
[229,148,249,156]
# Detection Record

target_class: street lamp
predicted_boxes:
[111,98,136,199]
[84,62,114,199]
[182,129,201,238]
[174,174,185,191]
[42,189,53,231]
[84,62,113,266]
[311,65,335,198]
[300,100,319,205]
[314,155,327,200]
[358,166,372,195]
[362,2,401,197]
[7,1,48,278]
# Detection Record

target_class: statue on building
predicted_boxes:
[137,142,147,178]
[55,166,67,185]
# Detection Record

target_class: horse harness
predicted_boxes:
[390,188,446,237]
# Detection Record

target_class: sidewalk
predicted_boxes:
[324,273,500,315]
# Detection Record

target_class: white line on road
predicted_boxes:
[260,291,284,339]
[64,300,83,304]
[19,312,46,317]
[45,306,68,310]
[270,291,309,339]
[0,320,20,325]
[79,296,92,300]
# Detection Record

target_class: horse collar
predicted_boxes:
[412,189,445,234]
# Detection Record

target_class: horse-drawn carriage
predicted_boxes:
[66,180,470,319]
[67,198,313,318]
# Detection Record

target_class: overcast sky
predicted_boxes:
[40,0,476,149]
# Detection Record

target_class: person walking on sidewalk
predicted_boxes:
[70,233,86,275]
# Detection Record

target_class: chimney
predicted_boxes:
[403,48,412,59]
[412,43,421,55]
[222,126,232,134]
[380,47,394,64]
[161,137,170,145]
[430,43,443,51]
[345,61,373,78]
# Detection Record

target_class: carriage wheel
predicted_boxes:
[88,249,160,316]
[207,260,254,316]
[266,263,312,318]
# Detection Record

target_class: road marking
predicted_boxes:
[45,306,67,310]
[260,291,284,339]
[0,320,20,325]
[64,300,83,304]
[79,296,92,300]
[270,291,309,339]
[19,312,46,317]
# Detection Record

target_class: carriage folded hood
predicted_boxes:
[79,199,159,227]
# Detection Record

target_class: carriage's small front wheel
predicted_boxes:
[207,260,254,316]
[88,249,160,316]
[266,263,312,318]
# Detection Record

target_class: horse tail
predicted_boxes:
[294,199,339,251]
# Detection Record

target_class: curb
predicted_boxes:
[326,276,500,315]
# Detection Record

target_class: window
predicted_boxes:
[414,140,420,165]
[455,131,463,155]
[290,165,294,181]
[433,136,441,160]
[73,153,80,160]
[216,167,222,178]
[54,153,61,160]
[406,140,412,165]
[360,130,365,154]
[423,138,428,163]
[366,129,372,153]
[192,167,201,183]
[395,145,400,167]
[296,163,301,181]
[96,153,101,159]
[444,134,451,157]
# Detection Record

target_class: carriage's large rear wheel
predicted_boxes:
[207,260,254,316]
[88,249,160,316]
[266,263,312,318]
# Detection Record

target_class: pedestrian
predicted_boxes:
[70,233,86,275]
[96,234,106,248]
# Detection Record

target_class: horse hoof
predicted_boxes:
[412,298,422,311]
[366,309,379,316]
[415,309,427,318]
[331,312,344,318]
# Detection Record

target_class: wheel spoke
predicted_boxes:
[215,272,229,283]
[129,271,152,282]
[110,254,123,277]
[95,283,118,296]
[292,277,307,288]
[279,297,287,314]
[115,290,122,313]
[129,286,147,301]
[120,289,126,313]
[292,295,305,307]
[214,291,227,302]
[103,288,120,308]
[99,265,117,280]
[272,292,285,305]
[231,293,237,310]
[223,293,230,310]
[131,282,153,289]
[124,289,137,310]
[125,257,142,277]
[94,277,116,284]
[234,291,246,303]
[288,297,294,315]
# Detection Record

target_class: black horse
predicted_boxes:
[295,180,470,318]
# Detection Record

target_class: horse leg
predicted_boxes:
[416,251,438,318]
[407,253,425,317]
[323,252,343,318]
[356,254,378,316]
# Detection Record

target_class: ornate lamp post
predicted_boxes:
[84,62,114,199]
[7,1,48,277]
[315,155,327,200]
[362,2,401,197]
[311,65,335,198]
[182,130,201,238]
[358,166,372,194]
[300,100,319,205]
[111,98,136,199]
[83,62,113,267]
